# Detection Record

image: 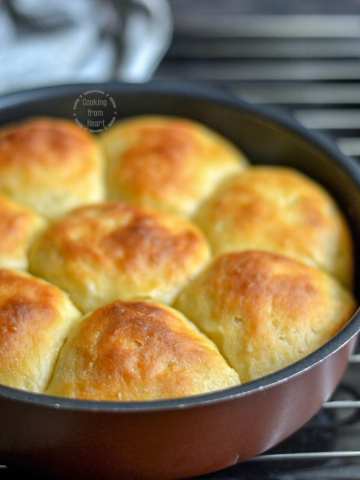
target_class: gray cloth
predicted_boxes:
[0,0,172,93]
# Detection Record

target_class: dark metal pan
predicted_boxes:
[0,82,359,480]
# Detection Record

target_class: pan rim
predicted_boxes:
[0,81,359,413]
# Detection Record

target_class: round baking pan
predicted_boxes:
[0,82,359,480]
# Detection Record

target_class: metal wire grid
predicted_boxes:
[156,12,360,477]
[161,14,360,158]
[252,353,360,463]
[1,11,360,479]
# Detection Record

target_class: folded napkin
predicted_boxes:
[0,0,172,93]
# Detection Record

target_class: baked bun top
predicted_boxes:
[0,195,45,270]
[100,116,247,216]
[194,167,353,287]
[0,114,355,402]
[0,269,80,392]
[29,202,210,313]
[174,251,356,383]
[47,299,240,401]
[0,118,104,218]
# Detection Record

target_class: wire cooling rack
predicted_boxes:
[157,11,360,479]
[2,10,360,480]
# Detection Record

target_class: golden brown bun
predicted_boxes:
[100,115,247,216]
[174,251,356,383]
[29,202,210,313]
[194,167,353,287]
[47,299,240,401]
[0,118,104,218]
[0,195,45,270]
[0,269,80,392]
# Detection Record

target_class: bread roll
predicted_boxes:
[47,299,239,401]
[194,167,353,287]
[0,195,45,270]
[174,251,356,383]
[100,115,247,216]
[29,202,210,313]
[0,114,355,401]
[0,269,80,392]
[0,118,104,218]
